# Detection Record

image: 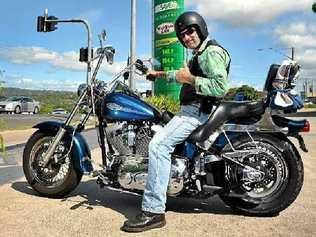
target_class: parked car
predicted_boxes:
[304,99,313,105]
[51,108,68,115]
[0,96,40,114]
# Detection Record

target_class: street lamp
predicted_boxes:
[129,0,136,91]
[257,47,295,60]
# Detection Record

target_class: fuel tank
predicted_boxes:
[102,92,160,121]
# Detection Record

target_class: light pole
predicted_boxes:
[129,0,136,91]
[257,47,295,60]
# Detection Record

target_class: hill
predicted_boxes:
[0,87,78,114]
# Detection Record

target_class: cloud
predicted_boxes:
[0,47,58,65]
[274,22,316,49]
[4,73,82,91]
[273,21,316,77]
[0,46,125,76]
[186,0,312,27]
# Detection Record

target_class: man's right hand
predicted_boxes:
[146,70,165,81]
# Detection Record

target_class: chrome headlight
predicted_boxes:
[5,103,14,109]
[77,83,87,97]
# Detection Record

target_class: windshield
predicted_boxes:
[6,96,21,102]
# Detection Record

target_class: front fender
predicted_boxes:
[33,121,93,173]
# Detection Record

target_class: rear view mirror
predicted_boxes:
[101,29,107,41]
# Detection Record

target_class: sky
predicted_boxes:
[0,0,315,93]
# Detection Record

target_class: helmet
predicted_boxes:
[175,11,208,46]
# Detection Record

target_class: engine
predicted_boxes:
[105,122,189,196]
[117,155,189,196]
[105,122,152,157]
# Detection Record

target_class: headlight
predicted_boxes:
[77,83,87,97]
[5,104,13,109]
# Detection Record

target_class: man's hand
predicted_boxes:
[146,70,166,81]
[176,64,195,85]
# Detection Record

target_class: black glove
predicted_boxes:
[146,74,156,82]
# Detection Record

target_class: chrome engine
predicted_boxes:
[105,122,151,157]
[117,155,189,196]
[105,122,189,196]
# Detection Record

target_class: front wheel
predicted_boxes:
[14,106,21,114]
[220,134,304,216]
[33,106,39,114]
[23,130,83,198]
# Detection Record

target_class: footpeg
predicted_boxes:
[202,184,224,195]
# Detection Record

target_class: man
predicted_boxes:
[121,11,231,232]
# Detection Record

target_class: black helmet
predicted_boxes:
[175,11,208,46]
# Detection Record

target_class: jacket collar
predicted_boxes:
[193,38,209,55]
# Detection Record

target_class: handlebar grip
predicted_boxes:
[146,74,156,82]
[135,59,148,74]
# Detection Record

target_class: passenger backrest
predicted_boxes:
[263,64,280,92]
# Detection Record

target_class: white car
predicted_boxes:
[51,108,68,115]
[0,96,40,114]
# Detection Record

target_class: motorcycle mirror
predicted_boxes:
[123,71,129,81]
[101,29,107,41]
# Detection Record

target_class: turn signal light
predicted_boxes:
[301,121,310,132]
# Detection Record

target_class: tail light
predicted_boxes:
[301,120,310,132]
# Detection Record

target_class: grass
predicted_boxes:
[0,118,8,131]
[304,104,316,109]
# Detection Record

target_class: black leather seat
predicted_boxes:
[188,100,265,142]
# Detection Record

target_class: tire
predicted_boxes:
[219,133,304,216]
[23,130,83,198]
[33,106,39,114]
[14,106,21,114]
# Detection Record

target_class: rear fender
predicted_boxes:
[213,131,302,161]
[33,121,93,173]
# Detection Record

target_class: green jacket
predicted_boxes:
[167,38,230,98]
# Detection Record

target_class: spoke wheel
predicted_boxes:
[23,131,82,198]
[220,134,303,216]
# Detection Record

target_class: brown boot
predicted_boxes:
[121,211,166,232]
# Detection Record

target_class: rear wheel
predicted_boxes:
[23,130,83,198]
[220,134,303,216]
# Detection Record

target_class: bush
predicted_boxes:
[145,95,180,113]
[304,104,316,108]
[0,119,8,130]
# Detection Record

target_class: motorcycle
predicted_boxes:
[23,11,309,216]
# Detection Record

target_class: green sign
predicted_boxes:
[153,0,184,100]
[313,2,316,13]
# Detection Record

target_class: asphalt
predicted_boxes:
[0,112,315,236]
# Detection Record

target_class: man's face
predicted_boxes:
[180,27,201,49]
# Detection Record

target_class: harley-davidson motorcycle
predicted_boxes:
[23,11,309,216]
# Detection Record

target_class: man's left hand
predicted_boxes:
[176,64,195,85]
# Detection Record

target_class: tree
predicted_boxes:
[237,85,260,100]
[226,85,261,101]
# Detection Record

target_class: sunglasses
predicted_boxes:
[180,27,196,38]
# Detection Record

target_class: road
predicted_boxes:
[0,119,315,236]
[0,114,76,130]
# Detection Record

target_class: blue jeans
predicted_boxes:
[141,104,209,214]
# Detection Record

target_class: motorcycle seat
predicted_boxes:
[188,100,265,143]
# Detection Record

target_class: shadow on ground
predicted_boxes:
[11,179,235,220]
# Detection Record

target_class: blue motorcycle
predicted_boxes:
[23,11,309,216]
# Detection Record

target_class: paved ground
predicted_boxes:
[0,118,315,237]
